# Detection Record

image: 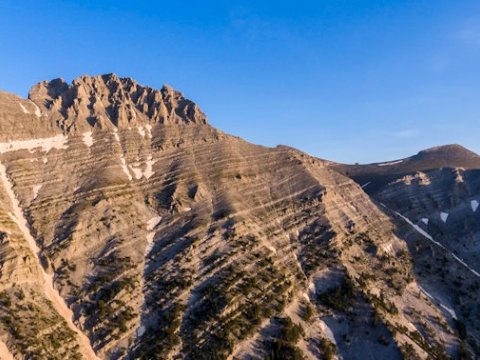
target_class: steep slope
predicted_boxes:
[0,74,476,359]
[334,147,480,358]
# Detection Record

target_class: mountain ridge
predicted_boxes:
[0,74,478,359]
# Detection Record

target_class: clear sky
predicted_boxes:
[1,0,479,163]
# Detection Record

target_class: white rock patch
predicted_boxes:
[138,127,146,137]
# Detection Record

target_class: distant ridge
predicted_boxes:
[331,144,480,192]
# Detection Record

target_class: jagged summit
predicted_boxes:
[27,73,207,132]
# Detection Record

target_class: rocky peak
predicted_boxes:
[28,74,207,132]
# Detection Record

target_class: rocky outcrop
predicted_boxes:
[0,74,206,142]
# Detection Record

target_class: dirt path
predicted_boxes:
[0,162,100,360]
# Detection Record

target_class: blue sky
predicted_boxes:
[0,0,479,163]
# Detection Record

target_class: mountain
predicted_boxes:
[331,144,480,193]
[333,145,480,359]
[0,74,478,360]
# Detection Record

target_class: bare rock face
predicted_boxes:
[29,74,207,133]
[0,75,478,360]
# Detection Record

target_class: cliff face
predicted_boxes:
[0,75,476,360]
[0,74,206,142]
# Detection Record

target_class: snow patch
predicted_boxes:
[440,212,449,223]
[440,304,457,320]
[113,130,120,142]
[129,156,156,180]
[392,208,480,278]
[421,218,429,225]
[145,124,152,138]
[451,253,480,277]
[120,157,132,181]
[319,320,337,345]
[394,211,440,245]
[136,325,146,337]
[377,159,404,167]
[145,216,162,256]
[145,232,156,256]
[129,164,143,180]
[19,103,29,114]
[82,132,94,147]
[471,200,479,212]
[147,216,162,231]
[31,102,42,117]
[144,156,155,179]
[0,134,68,154]
[32,185,42,200]
[418,285,434,300]
[361,181,371,189]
